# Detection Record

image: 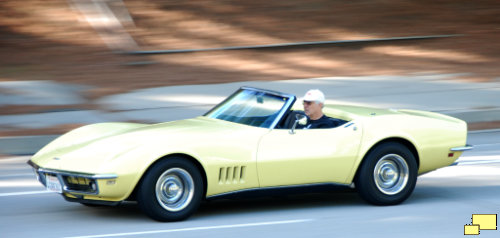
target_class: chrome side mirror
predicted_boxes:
[290,114,307,134]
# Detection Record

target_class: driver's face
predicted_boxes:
[303,100,322,119]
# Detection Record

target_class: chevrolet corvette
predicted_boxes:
[28,87,472,221]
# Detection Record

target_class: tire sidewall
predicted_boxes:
[137,157,204,221]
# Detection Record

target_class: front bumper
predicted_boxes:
[28,160,118,195]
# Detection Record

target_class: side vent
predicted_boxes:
[219,166,246,184]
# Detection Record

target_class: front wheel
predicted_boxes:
[355,142,417,205]
[137,157,204,221]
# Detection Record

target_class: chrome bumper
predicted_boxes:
[28,160,117,195]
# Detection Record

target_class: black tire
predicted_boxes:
[137,157,204,221]
[355,142,417,205]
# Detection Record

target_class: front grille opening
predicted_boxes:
[63,175,97,193]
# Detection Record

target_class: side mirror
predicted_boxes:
[290,114,308,134]
[297,114,307,126]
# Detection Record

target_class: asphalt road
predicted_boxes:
[1,130,499,238]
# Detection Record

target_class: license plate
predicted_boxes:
[45,174,62,193]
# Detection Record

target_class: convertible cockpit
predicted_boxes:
[278,110,348,129]
[205,87,347,130]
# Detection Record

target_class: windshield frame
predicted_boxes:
[204,87,296,129]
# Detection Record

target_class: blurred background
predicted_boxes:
[1,0,500,139]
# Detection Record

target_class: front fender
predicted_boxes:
[95,143,207,201]
[344,116,422,184]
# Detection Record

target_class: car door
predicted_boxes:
[256,122,362,187]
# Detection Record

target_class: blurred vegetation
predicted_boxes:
[0,0,499,99]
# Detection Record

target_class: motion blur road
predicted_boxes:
[1,130,499,238]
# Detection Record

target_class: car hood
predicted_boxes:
[30,116,247,174]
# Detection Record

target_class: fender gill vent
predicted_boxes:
[219,166,246,184]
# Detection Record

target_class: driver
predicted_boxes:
[301,89,337,129]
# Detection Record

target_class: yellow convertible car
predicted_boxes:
[28,87,472,221]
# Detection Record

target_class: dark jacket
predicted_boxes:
[302,115,345,129]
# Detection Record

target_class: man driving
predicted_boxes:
[301,89,337,129]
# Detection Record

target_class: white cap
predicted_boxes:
[303,89,325,103]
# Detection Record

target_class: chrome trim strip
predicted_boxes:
[450,145,474,152]
[38,168,118,179]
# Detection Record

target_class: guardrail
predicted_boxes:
[127,34,462,55]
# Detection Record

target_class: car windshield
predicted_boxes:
[205,88,294,128]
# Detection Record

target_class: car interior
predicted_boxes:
[278,110,348,129]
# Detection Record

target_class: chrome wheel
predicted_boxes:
[373,154,409,195]
[155,168,194,212]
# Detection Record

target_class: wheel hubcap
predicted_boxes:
[155,168,194,212]
[373,154,409,195]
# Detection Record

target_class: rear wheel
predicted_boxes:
[137,157,204,221]
[355,142,417,205]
